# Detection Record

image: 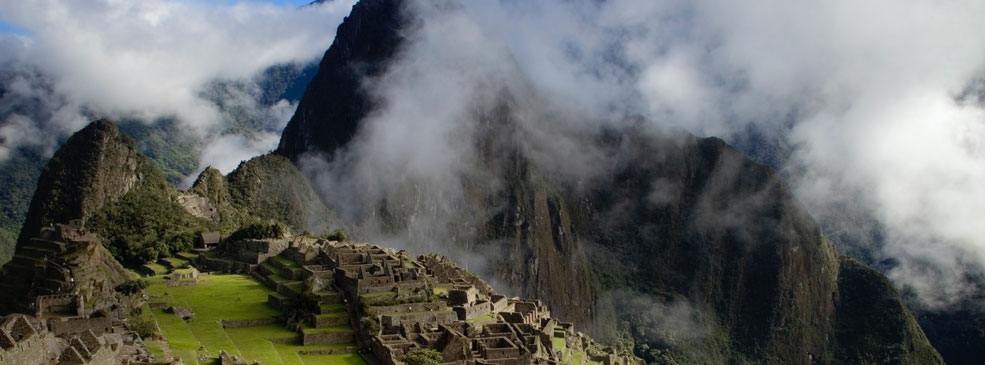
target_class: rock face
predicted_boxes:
[277,0,405,160]
[275,0,943,362]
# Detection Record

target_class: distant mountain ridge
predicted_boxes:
[274,0,943,362]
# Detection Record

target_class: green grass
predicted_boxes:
[149,308,199,363]
[300,324,352,335]
[433,287,448,295]
[284,281,304,293]
[316,312,348,320]
[469,312,496,324]
[553,336,566,351]
[572,351,586,364]
[143,263,169,275]
[144,339,167,361]
[299,353,366,365]
[143,273,363,364]
[163,257,190,269]
[176,251,200,261]
[320,303,346,313]
[272,255,300,268]
[147,274,280,321]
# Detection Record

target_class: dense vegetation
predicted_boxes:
[0,147,44,264]
[225,221,286,241]
[88,155,210,266]
[401,349,441,365]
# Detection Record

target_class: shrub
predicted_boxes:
[402,348,441,365]
[115,279,149,295]
[320,228,347,242]
[226,221,286,241]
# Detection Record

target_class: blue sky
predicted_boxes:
[0,20,26,35]
[0,0,318,34]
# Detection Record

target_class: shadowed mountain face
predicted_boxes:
[276,0,941,362]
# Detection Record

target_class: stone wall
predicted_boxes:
[454,301,491,321]
[381,311,458,327]
[312,315,348,328]
[364,302,447,316]
[36,294,81,318]
[0,315,52,365]
[302,331,354,346]
[196,255,251,273]
[49,316,113,336]
[490,295,510,312]
[268,294,291,312]
[221,318,278,328]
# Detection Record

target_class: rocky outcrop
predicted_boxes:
[16,120,144,247]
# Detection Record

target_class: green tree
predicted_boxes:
[402,349,441,365]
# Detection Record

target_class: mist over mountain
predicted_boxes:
[1,0,984,362]
[272,0,957,362]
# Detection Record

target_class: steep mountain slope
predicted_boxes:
[275,0,942,362]
[277,0,404,160]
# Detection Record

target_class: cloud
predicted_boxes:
[0,0,355,166]
[295,0,985,311]
[455,0,985,309]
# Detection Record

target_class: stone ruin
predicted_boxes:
[204,235,641,364]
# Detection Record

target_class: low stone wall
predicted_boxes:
[276,283,301,299]
[195,255,250,274]
[251,272,280,292]
[382,311,458,327]
[312,315,348,328]
[298,346,359,355]
[268,294,292,312]
[302,330,354,346]
[454,301,491,321]
[269,335,300,344]
[364,302,447,316]
[220,318,278,328]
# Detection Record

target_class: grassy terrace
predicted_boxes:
[272,255,301,268]
[316,311,348,319]
[176,252,199,261]
[143,263,169,275]
[320,303,346,313]
[300,324,353,335]
[162,257,190,269]
[260,262,293,282]
[553,336,565,351]
[144,273,365,365]
[470,312,496,324]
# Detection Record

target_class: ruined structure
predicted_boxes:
[208,235,639,364]
[0,313,153,364]
[0,221,155,364]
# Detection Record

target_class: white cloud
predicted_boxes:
[0,0,355,162]
[357,0,985,308]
